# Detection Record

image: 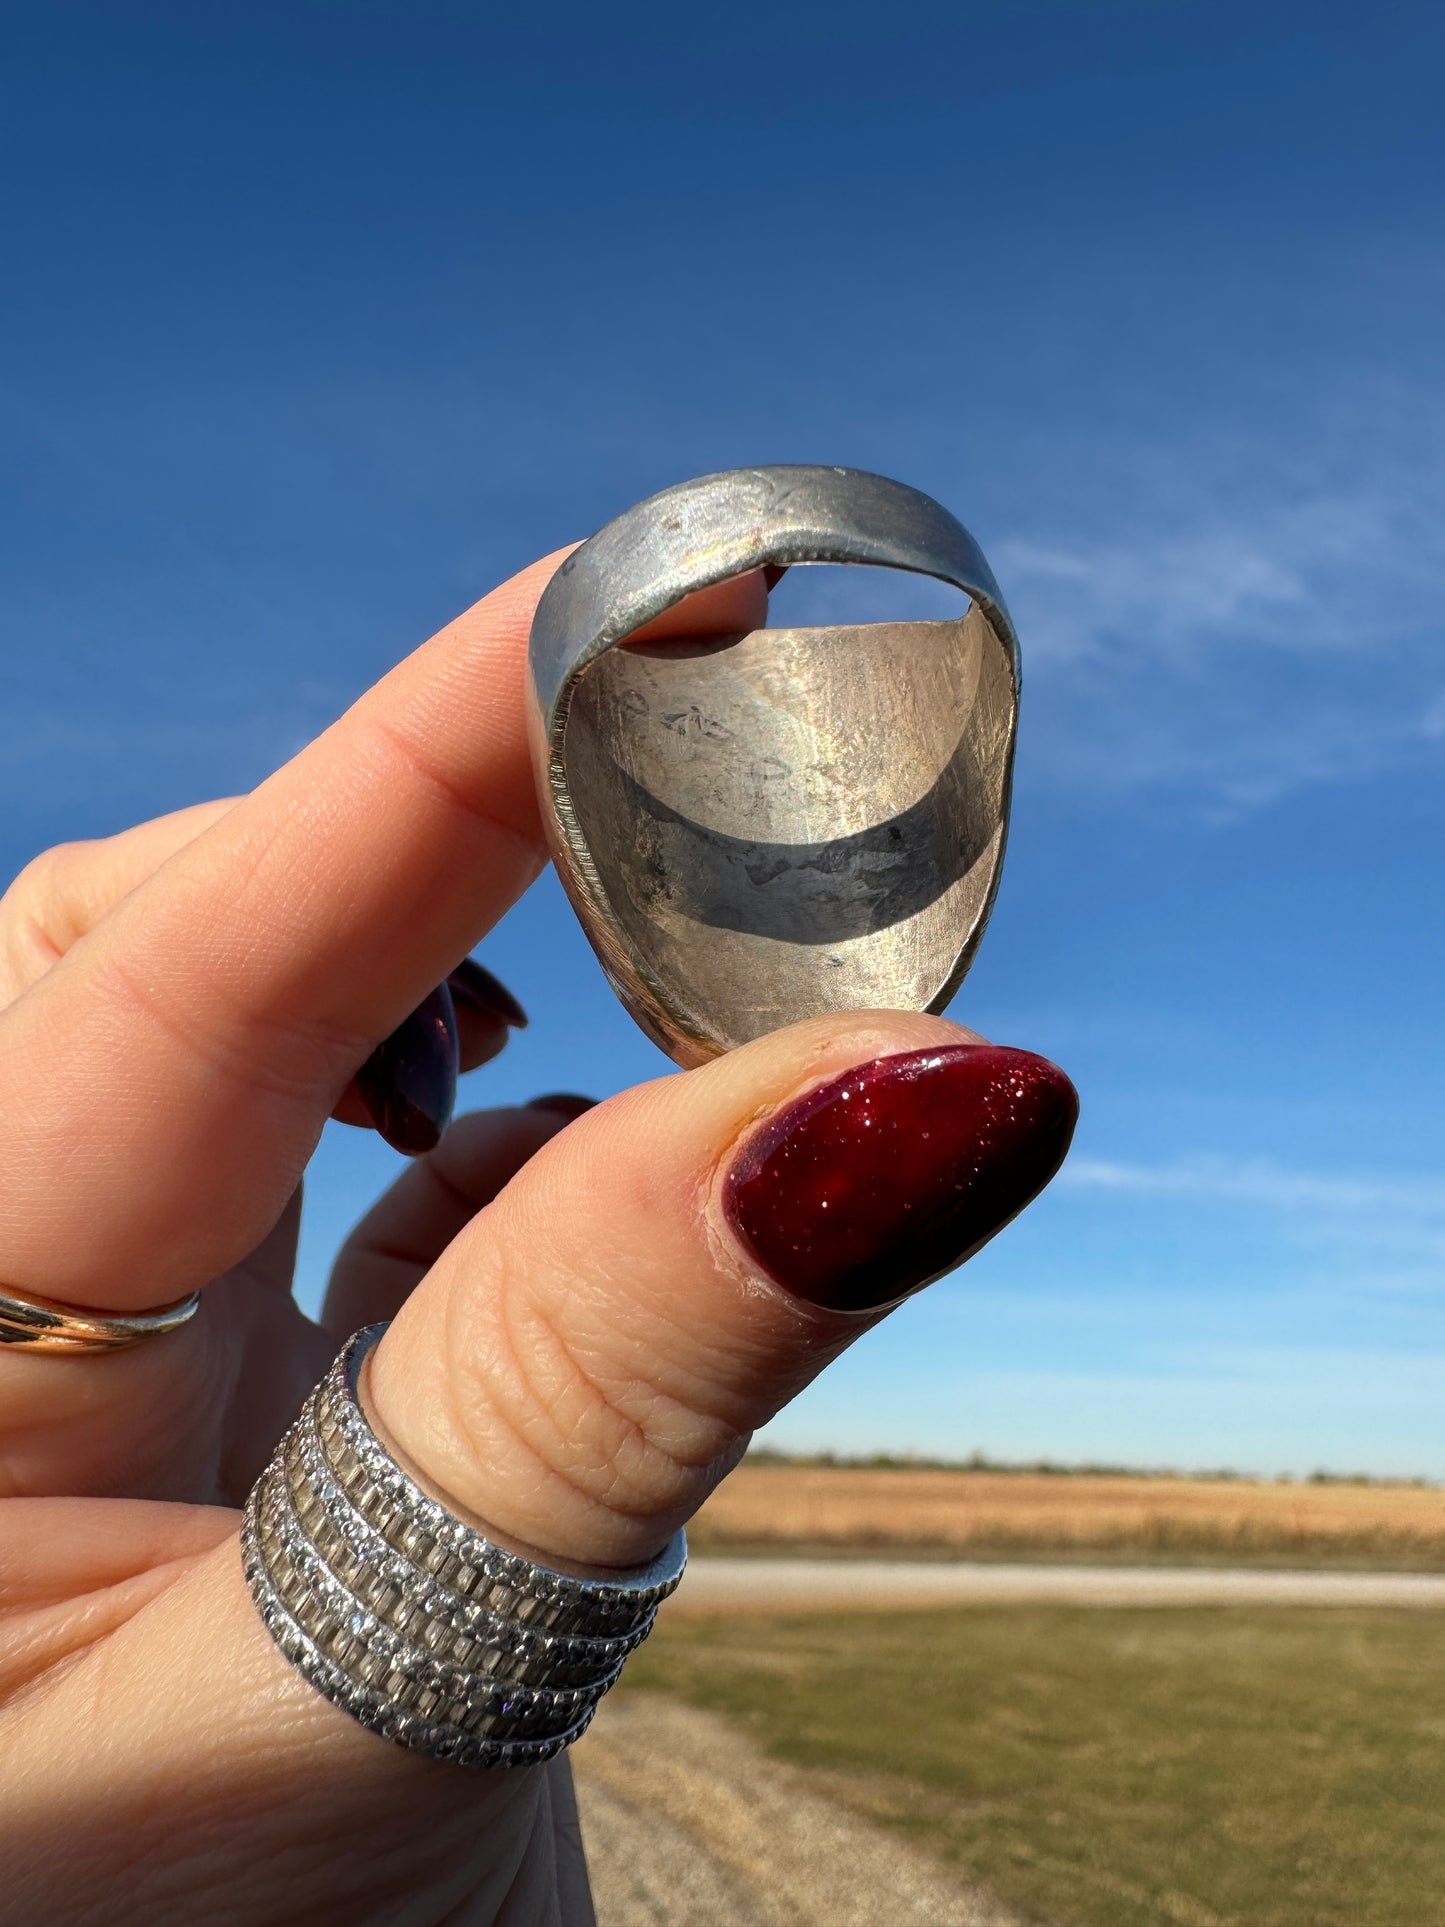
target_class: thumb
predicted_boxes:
[370,1011,1078,1570]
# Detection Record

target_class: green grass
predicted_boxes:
[622,1606,1445,1927]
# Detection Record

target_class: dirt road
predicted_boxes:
[572,1693,1020,1927]
[670,1555,1445,1612]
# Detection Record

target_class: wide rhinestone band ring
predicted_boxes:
[242,1324,687,1769]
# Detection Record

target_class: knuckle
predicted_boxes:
[93,946,372,1109]
[0,841,96,1001]
[3,840,81,923]
[450,1248,742,1533]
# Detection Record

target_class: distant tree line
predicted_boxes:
[742,1446,1436,1487]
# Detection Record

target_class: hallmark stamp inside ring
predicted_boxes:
[527,466,1020,1066]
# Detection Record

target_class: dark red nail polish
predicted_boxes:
[356,984,459,1155]
[528,1093,598,1120]
[446,958,528,1030]
[723,1045,1078,1314]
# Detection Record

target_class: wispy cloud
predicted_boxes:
[771,456,1445,817]
[982,381,1445,811]
[997,529,1313,663]
[1063,1154,1445,1223]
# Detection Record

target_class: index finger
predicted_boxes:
[0,556,769,1309]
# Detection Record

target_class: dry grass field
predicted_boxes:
[688,1461,1445,1567]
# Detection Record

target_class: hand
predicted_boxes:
[0,553,1076,1923]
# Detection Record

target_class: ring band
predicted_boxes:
[527,465,1020,1065]
[243,1325,687,1768]
[0,1281,202,1353]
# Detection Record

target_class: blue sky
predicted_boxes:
[3,2,1442,1474]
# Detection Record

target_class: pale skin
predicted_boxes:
[0,551,1019,1923]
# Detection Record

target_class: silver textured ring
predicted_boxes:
[242,1325,687,1769]
[528,464,1021,1065]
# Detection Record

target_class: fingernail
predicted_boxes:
[446,958,528,1030]
[356,984,459,1155]
[528,1093,598,1120]
[722,1045,1078,1314]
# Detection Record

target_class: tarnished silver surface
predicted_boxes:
[242,1325,687,1769]
[528,466,1020,1064]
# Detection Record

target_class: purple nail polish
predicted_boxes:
[356,984,459,1155]
[446,958,528,1030]
[527,1093,598,1121]
[722,1045,1078,1314]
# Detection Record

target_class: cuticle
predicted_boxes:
[698,1154,860,1331]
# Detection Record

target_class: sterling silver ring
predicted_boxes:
[528,465,1021,1065]
[243,1326,687,1769]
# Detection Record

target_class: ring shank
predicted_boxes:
[527,465,1021,1064]
[0,1282,201,1353]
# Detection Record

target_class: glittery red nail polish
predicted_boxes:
[722,1046,1078,1313]
[356,984,459,1156]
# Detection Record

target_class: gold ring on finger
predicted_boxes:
[0,1281,202,1354]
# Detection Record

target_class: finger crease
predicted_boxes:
[365,715,540,863]
[96,949,373,1109]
